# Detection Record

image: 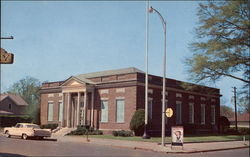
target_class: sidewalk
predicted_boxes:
[54,135,250,153]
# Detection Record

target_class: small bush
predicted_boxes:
[219,116,230,133]
[130,109,145,136]
[112,130,133,137]
[40,123,58,130]
[0,115,32,127]
[112,130,118,136]
[227,127,250,135]
[90,130,103,135]
[67,126,102,135]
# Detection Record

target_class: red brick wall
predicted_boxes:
[40,93,62,125]
[96,86,137,131]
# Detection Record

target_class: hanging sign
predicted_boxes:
[0,48,14,64]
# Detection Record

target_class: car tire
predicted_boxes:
[22,134,28,140]
[38,137,44,140]
[5,131,11,138]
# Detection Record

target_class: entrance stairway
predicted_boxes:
[52,127,76,138]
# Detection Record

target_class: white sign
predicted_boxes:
[171,126,184,146]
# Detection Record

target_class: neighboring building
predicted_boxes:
[0,93,28,116]
[40,67,221,134]
[228,113,250,128]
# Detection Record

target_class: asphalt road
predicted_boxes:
[0,135,249,157]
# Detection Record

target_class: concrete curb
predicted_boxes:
[66,137,249,154]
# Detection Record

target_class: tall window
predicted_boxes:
[176,101,182,124]
[201,104,206,124]
[188,103,194,124]
[148,99,153,119]
[211,105,216,125]
[48,102,54,121]
[58,102,63,122]
[101,100,108,122]
[116,99,125,123]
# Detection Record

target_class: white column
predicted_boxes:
[91,90,95,128]
[71,98,74,127]
[77,92,80,126]
[61,93,64,127]
[83,91,88,125]
[67,93,71,127]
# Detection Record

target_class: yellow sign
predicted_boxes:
[0,48,14,64]
[166,108,173,117]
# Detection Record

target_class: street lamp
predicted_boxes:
[142,0,150,139]
[149,6,167,146]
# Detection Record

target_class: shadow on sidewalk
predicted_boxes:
[0,152,26,157]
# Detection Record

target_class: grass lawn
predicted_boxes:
[87,134,249,143]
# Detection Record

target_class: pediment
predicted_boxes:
[67,80,82,86]
[61,77,86,87]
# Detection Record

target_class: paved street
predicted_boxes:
[0,135,249,157]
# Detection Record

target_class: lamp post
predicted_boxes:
[142,0,150,139]
[149,6,167,146]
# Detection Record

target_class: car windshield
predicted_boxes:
[26,124,40,129]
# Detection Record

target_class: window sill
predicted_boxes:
[116,122,125,124]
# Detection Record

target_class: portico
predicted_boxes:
[60,77,95,128]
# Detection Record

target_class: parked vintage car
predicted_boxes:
[4,123,51,140]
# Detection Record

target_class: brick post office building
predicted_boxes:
[40,67,221,134]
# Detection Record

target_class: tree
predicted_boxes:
[186,1,249,112]
[220,105,234,118]
[8,76,41,124]
[186,1,249,84]
[130,109,145,136]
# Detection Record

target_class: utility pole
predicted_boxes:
[233,87,238,131]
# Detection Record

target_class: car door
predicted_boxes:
[17,124,24,136]
[11,124,20,136]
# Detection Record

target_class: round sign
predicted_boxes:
[166,108,173,117]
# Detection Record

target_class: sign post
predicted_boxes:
[171,126,184,150]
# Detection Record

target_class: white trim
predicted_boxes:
[148,89,153,94]
[100,89,109,94]
[189,95,194,99]
[176,93,182,98]
[116,97,125,100]
[48,94,54,97]
[116,88,125,93]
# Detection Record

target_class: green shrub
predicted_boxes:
[0,115,32,127]
[112,130,133,137]
[89,130,103,135]
[67,126,103,135]
[227,127,250,135]
[219,116,230,133]
[130,109,145,136]
[112,130,118,136]
[40,123,58,130]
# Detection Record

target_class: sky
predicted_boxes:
[1,1,244,108]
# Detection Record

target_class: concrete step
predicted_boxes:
[52,127,76,137]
